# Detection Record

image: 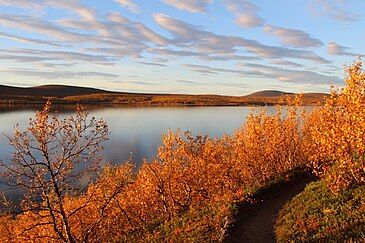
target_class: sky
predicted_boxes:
[0,0,364,95]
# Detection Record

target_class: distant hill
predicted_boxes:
[0,85,328,106]
[0,84,111,98]
[247,90,294,97]
[246,90,328,105]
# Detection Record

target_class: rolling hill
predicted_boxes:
[0,84,111,98]
[247,90,294,97]
[0,84,328,106]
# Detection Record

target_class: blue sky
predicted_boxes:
[0,0,363,95]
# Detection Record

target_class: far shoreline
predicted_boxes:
[0,101,320,108]
[0,84,328,107]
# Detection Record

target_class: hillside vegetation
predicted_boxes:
[276,181,365,241]
[0,84,327,106]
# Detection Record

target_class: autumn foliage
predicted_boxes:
[308,60,365,193]
[0,60,364,241]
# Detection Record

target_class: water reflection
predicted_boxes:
[0,105,262,166]
[0,105,287,204]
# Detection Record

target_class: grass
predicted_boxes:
[275,181,365,242]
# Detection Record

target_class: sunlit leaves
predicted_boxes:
[309,59,365,193]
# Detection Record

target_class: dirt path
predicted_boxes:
[225,173,317,243]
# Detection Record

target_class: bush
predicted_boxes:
[308,60,365,193]
[275,181,365,242]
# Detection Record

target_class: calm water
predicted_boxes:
[0,105,277,166]
[0,105,282,204]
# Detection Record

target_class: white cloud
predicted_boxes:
[270,60,303,68]
[183,62,342,85]
[0,14,91,42]
[224,0,264,27]
[0,10,169,60]
[309,0,360,22]
[183,64,252,76]
[0,31,64,47]
[328,42,362,56]
[134,22,169,46]
[162,0,212,13]
[0,0,42,10]
[0,0,98,21]
[264,25,323,48]
[49,0,96,21]
[138,61,167,67]
[153,14,330,63]
[0,0,108,36]
[1,68,119,79]
[0,48,115,64]
[239,63,343,84]
[116,0,139,12]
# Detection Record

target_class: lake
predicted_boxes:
[0,105,277,166]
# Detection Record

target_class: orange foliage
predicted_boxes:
[231,95,307,190]
[308,59,365,192]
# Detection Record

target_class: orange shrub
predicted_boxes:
[308,60,365,192]
[232,96,308,191]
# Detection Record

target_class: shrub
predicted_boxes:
[308,60,365,193]
[232,96,308,191]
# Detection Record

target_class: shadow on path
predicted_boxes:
[225,173,317,243]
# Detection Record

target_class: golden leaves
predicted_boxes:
[309,59,365,193]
